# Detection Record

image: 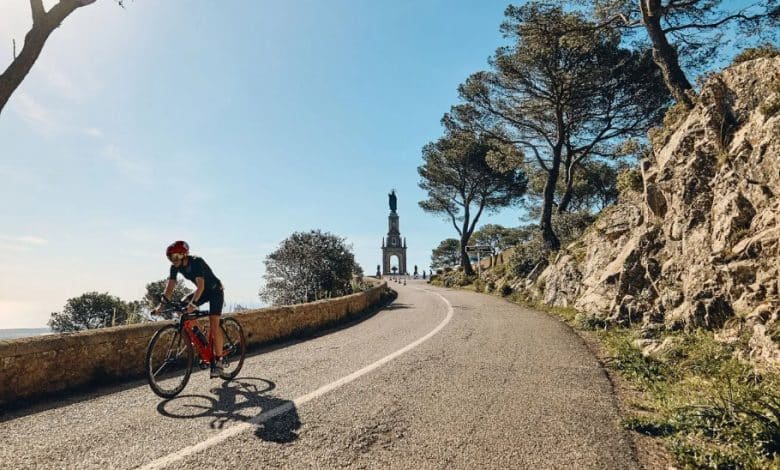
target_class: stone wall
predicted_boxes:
[0,280,388,407]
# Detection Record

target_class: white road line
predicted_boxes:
[138,286,453,470]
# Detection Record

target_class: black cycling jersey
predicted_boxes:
[169,255,222,295]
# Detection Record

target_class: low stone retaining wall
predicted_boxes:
[0,280,388,407]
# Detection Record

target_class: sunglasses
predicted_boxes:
[168,253,186,262]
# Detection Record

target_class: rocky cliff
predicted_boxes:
[525,56,780,366]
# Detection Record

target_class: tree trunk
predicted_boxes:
[0,1,81,116]
[640,0,694,109]
[460,243,475,276]
[460,208,475,276]
[541,117,563,251]
[558,161,575,214]
[540,158,561,251]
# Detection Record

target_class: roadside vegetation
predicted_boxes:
[260,229,362,306]
[421,3,779,465]
[48,279,193,332]
[431,266,780,468]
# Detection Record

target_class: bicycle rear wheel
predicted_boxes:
[146,324,193,398]
[219,317,246,380]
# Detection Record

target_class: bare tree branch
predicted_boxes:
[0,0,100,116]
[30,0,46,24]
[663,11,767,33]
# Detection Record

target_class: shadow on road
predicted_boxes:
[155,377,301,443]
[384,302,411,311]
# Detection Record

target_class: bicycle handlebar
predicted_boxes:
[154,300,210,318]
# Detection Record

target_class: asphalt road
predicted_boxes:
[0,280,638,469]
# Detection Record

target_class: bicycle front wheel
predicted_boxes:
[146,324,193,398]
[219,317,246,380]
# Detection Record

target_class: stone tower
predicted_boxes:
[382,190,407,275]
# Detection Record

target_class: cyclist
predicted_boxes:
[153,240,226,378]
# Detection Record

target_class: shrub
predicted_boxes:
[650,102,691,148]
[608,327,780,468]
[261,230,356,305]
[552,211,595,246]
[500,283,513,297]
[733,44,780,64]
[507,234,549,278]
[759,76,780,118]
[663,102,690,129]
[575,312,608,330]
[491,263,506,278]
[616,167,643,195]
[455,271,476,287]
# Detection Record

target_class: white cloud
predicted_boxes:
[15,236,47,245]
[0,235,47,245]
[0,235,48,253]
[85,127,103,137]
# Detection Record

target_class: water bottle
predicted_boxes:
[192,326,208,346]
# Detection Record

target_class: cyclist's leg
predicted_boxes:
[208,287,225,361]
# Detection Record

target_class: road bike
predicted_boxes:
[145,301,246,398]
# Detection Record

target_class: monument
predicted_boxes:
[381,189,407,276]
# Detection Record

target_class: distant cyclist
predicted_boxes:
[152,240,226,378]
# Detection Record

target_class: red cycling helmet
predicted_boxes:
[166,240,189,259]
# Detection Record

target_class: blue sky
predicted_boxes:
[0,0,763,328]
[0,0,521,328]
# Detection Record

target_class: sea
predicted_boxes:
[0,328,53,340]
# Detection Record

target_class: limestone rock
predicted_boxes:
[522,56,780,368]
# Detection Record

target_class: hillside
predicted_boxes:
[513,55,780,368]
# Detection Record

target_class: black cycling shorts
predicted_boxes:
[183,286,224,316]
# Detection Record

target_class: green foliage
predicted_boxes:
[733,44,780,64]
[260,230,357,306]
[599,328,780,468]
[48,292,133,332]
[650,102,691,148]
[585,0,780,92]
[507,212,594,278]
[471,224,530,252]
[495,270,780,467]
[418,130,528,274]
[759,76,780,117]
[552,211,596,246]
[600,329,669,385]
[575,312,608,330]
[507,233,549,278]
[431,238,460,270]
[450,2,668,248]
[435,269,477,288]
[491,263,506,278]
[499,283,513,297]
[663,101,691,130]
[350,278,372,293]
[616,167,643,195]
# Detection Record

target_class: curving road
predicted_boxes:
[0,280,638,469]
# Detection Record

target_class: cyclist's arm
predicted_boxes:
[151,278,177,316]
[189,277,206,306]
[161,278,176,301]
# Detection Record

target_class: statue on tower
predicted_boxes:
[388,189,397,212]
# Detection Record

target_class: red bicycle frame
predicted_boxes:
[181,316,215,365]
